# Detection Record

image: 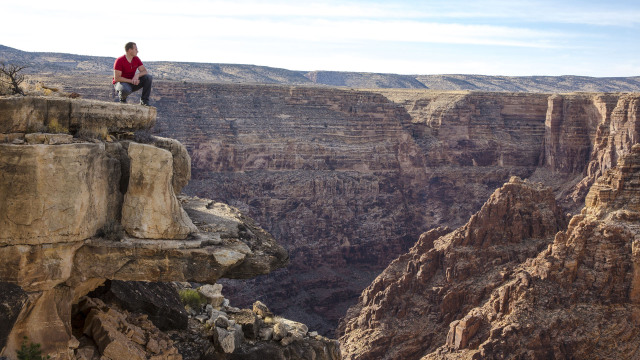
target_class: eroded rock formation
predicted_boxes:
[339,177,567,359]
[0,97,288,359]
[25,77,639,336]
[340,145,640,359]
[150,85,639,334]
[7,78,640,340]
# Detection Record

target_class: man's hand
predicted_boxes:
[132,75,140,85]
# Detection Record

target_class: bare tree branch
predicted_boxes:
[0,62,28,95]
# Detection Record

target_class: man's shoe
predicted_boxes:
[119,99,126,103]
[139,100,149,106]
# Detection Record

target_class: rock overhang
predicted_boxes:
[0,95,156,134]
[0,96,288,283]
[0,96,289,358]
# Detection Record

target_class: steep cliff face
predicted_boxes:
[15,76,640,337]
[424,144,640,359]
[339,177,567,359]
[0,97,288,360]
[147,84,561,333]
[339,144,640,359]
[111,82,638,335]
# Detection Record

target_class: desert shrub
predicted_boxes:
[179,289,207,310]
[16,337,50,360]
[46,119,68,134]
[0,62,27,96]
[97,221,125,241]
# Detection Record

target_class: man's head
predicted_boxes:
[125,42,138,56]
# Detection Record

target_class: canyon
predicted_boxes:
[22,71,640,338]
[2,46,640,358]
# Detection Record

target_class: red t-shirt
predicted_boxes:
[112,55,143,84]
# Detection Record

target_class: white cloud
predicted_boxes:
[2,0,638,76]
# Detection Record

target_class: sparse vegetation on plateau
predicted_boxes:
[46,119,69,134]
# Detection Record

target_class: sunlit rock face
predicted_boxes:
[338,177,567,359]
[0,97,288,359]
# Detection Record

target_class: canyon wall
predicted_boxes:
[26,75,640,336]
[339,144,640,359]
[148,84,558,334]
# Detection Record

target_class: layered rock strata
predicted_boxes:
[154,85,638,334]
[12,77,640,336]
[0,97,288,360]
[339,177,567,359]
[341,145,640,359]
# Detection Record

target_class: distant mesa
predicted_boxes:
[2,44,639,92]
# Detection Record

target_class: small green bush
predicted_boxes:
[17,336,50,360]
[178,289,207,310]
[46,119,68,134]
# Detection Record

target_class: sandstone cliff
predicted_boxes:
[0,96,289,359]
[340,145,640,359]
[9,73,640,338]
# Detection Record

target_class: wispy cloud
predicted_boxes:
[186,17,568,48]
[2,0,638,76]
[153,0,640,27]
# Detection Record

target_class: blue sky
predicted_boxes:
[4,0,639,76]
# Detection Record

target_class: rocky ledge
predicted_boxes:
[0,97,290,359]
[66,282,340,360]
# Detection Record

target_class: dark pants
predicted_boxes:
[114,74,153,103]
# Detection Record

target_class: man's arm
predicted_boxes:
[113,69,134,84]
[131,65,148,85]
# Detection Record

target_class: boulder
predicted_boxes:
[212,326,242,354]
[230,309,261,340]
[151,136,191,194]
[121,142,197,239]
[273,322,290,341]
[252,300,273,318]
[198,284,225,308]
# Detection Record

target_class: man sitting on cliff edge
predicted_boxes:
[113,42,152,106]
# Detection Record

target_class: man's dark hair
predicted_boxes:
[125,42,137,51]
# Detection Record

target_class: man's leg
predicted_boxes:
[114,82,133,103]
[130,75,153,105]
[139,74,153,105]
